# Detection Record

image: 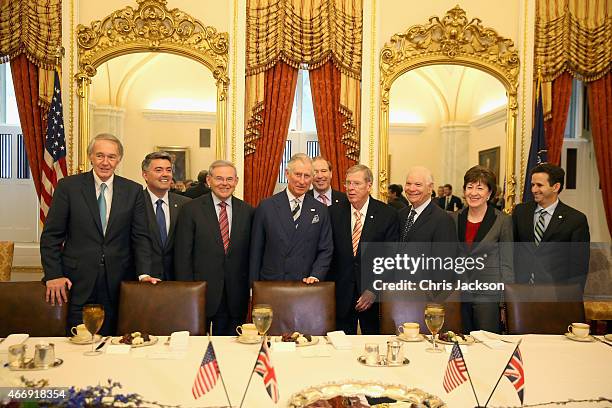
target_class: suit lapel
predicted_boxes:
[541,201,567,242]
[275,191,298,244]
[203,194,224,251]
[167,193,181,244]
[360,198,378,244]
[81,171,103,236]
[408,202,433,238]
[227,196,243,254]
[105,177,124,236]
[144,189,163,250]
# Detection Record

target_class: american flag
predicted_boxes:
[503,346,525,405]
[192,342,220,399]
[254,340,279,403]
[41,71,68,223]
[443,342,468,393]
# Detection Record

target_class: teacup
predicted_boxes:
[71,324,90,340]
[567,322,590,338]
[236,323,259,339]
[397,322,420,338]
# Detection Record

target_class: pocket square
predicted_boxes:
[312,215,320,224]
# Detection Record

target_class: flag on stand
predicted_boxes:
[192,342,220,399]
[41,70,68,224]
[254,340,279,403]
[443,342,468,393]
[522,81,547,202]
[503,346,525,405]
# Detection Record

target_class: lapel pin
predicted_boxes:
[558,215,563,219]
[310,208,316,212]
[174,204,178,208]
[370,215,374,219]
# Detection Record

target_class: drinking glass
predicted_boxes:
[82,304,105,356]
[252,304,273,342]
[424,303,445,353]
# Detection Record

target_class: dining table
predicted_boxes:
[1,334,611,407]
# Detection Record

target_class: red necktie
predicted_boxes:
[219,201,229,253]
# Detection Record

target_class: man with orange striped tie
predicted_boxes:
[329,165,399,334]
[175,160,254,335]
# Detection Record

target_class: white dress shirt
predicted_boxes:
[315,188,332,206]
[93,172,113,232]
[146,189,170,234]
[410,197,431,223]
[351,197,370,231]
[534,199,559,232]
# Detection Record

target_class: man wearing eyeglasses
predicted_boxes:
[329,165,399,334]
[174,160,254,335]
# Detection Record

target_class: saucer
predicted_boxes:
[396,333,425,342]
[69,334,101,345]
[236,336,262,344]
[564,332,595,342]
[605,334,612,342]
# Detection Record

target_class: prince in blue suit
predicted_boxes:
[250,154,333,284]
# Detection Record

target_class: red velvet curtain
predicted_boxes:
[588,73,612,235]
[544,72,573,166]
[244,61,298,206]
[310,60,356,191]
[9,54,46,198]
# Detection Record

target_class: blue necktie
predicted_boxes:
[98,183,107,233]
[156,199,167,246]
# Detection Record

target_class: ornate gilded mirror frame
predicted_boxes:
[379,5,519,210]
[75,0,229,172]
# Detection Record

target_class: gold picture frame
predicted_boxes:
[156,146,190,182]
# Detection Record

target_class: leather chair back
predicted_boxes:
[504,283,585,334]
[0,241,14,281]
[0,281,68,337]
[117,281,207,336]
[380,291,463,335]
[252,281,335,335]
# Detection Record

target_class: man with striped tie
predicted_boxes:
[512,163,590,288]
[329,165,398,334]
[175,160,254,335]
[250,153,332,283]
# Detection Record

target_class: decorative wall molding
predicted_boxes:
[389,123,427,136]
[142,109,216,123]
[470,105,507,129]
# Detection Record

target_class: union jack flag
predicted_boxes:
[503,346,525,405]
[254,340,279,403]
[443,342,468,393]
[192,342,220,399]
[41,71,68,223]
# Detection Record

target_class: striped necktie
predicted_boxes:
[352,210,363,256]
[291,199,301,224]
[534,210,546,246]
[218,201,229,253]
[318,194,329,206]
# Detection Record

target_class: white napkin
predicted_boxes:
[270,341,296,352]
[445,344,469,354]
[106,344,131,354]
[0,334,29,352]
[326,331,352,350]
[169,331,189,351]
[148,351,186,359]
[299,345,332,358]
[470,330,506,349]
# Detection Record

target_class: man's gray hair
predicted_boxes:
[287,153,313,174]
[141,151,173,171]
[87,133,124,158]
[406,166,434,185]
[346,164,373,183]
[208,160,237,176]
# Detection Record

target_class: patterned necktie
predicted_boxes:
[318,194,329,206]
[156,199,167,246]
[534,210,546,246]
[291,199,301,223]
[352,210,363,256]
[219,201,230,253]
[400,209,417,241]
[98,183,107,233]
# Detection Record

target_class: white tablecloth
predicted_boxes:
[1,335,611,407]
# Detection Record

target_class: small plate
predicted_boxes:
[69,334,102,345]
[605,334,612,342]
[273,336,319,347]
[236,336,262,344]
[564,332,595,342]
[396,333,425,342]
[436,334,476,345]
[9,358,63,371]
[357,355,410,367]
[111,335,158,348]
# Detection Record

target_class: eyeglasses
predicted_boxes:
[345,181,365,188]
[212,176,236,183]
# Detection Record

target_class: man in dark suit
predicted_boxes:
[439,184,464,211]
[306,156,348,207]
[41,134,151,335]
[140,151,190,282]
[175,160,253,335]
[182,170,211,199]
[329,165,398,334]
[399,167,457,291]
[387,184,408,210]
[513,163,590,288]
[250,153,332,283]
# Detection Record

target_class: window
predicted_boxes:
[0,64,21,126]
[276,70,319,190]
[564,78,588,139]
